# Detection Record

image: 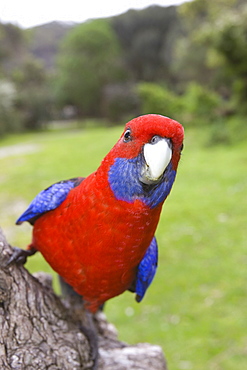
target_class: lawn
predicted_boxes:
[0,123,246,369]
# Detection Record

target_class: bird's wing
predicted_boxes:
[134,236,158,302]
[16,177,84,225]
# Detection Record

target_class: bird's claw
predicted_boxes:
[6,246,37,266]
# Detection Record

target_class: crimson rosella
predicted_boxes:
[15,114,184,313]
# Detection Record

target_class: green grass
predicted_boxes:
[0,124,246,369]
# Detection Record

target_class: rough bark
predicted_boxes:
[0,228,167,369]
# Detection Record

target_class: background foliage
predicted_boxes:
[0,0,246,142]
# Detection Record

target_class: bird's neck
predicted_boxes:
[94,155,177,210]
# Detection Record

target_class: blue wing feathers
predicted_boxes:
[16,177,84,225]
[135,236,158,302]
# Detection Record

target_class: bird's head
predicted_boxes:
[101,114,184,208]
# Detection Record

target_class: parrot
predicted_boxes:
[13,114,184,313]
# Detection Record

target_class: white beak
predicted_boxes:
[140,138,172,184]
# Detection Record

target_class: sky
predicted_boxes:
[0,0,190,29]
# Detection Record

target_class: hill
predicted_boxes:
[27,21,76,69]
[26,5,179,72]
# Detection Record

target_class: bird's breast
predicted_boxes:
[32,174,162,311]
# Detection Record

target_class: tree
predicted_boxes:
[12,58,54,130]
[112,6,181,82]
[175,0,247,101]
[0,79,19,134]
[0,22,28,75]
[55,20,124,117]
[208,3,247,112]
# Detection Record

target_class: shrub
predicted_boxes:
[206,115,247,146]
[0,80,23,135]
[101,83,140,123]
[181,82,221,126]
[136,82,182,121]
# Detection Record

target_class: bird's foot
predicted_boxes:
[6,246,37,266]
[59,276,99,368]
[59,275,82,299]
[80,309,99,370]
[79,320,98,369]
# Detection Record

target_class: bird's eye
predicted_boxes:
[150,135,160,145]
[123,129,132,142]
[180,143,184,152]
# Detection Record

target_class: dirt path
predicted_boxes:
[0,143,40,159]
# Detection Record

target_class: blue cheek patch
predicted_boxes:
[108,156,144,203]
[108,157,176,209]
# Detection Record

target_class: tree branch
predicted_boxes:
[0,228,167,369]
